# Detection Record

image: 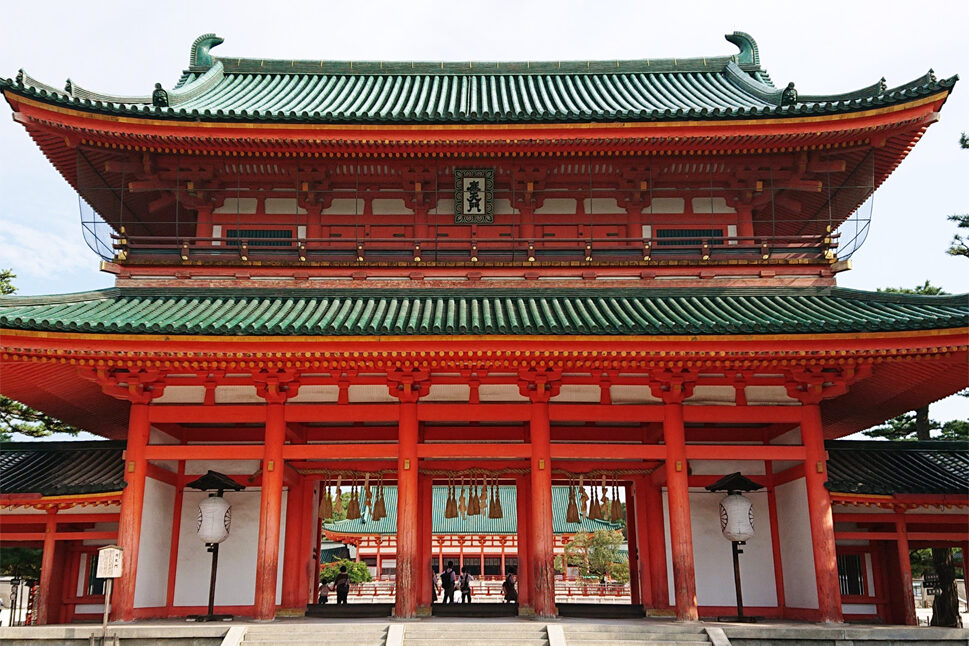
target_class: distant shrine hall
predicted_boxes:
[0,32,966,625]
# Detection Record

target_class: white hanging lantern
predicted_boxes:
[719,493,754,542]
[197,495,231,544]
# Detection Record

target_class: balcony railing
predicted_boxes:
[112,233,838,265]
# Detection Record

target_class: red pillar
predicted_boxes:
[281,477,304,609]
[894,512,917,626]
[801,404,843,623]
[516,474,532,610]
[298,481,318,606]
[115,401,150,622]
[36,510,57,624]
[664,402,697,620]
[632,477,654,608]
[394,398,419,618]
[625,483,642,606]
[645,482,669,608]
[418,474,433,611]
[765,465,787,613]
[254,401,286,620]
[528,394,556,617]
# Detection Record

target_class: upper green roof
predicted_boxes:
[324,485,620,535]
[2,32,955,124]
[0,287,965,336]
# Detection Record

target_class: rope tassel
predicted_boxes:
[610,482,623,522]
[566,481,580,524]
[445,478,458,519]
[319,479,333,520]
[489,478,503,519]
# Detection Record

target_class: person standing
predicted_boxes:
[334,565,351,605]
[502,567,518,604]
[459,567,473,604]
[440,561,456,604]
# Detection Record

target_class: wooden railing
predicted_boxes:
[113,232,838,265]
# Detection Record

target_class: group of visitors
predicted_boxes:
[318,562,519,606]
[433,561,517,604]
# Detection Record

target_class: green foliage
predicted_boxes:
[0,269,15,295]
[0,547,43,579]
[554,529,629,584]
[950,136,969,257]
[877,281,947,296]
[320,558,371,584]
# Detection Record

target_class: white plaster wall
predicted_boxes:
[843,603,878,615]
[691,197,736,214]
[647,198,685,213]
[663,490,777,607]
[325,199,365,214]
[583,198,625,214]
[173,489,287,607]
[371,199,410,215]
[775,478,818,608]
[134,478,175,608]
[535,198,576,214]
[264,198,306,214]
[690,461,766,476]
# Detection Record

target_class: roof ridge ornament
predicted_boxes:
[724,31,760,66]
[781,82,798,106]
[190,33,224,68]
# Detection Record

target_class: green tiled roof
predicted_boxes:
[0,287,966,336]
[324,485,620,535]
[2,32,955,124]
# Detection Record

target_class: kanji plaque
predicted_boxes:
[454,168,494,224]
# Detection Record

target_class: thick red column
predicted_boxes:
[632,477,653,608]
[254,401,286,620]
[418,474,433,613]
[625,483,642,606]
[515,474,532,610]
[298,481,318,606]
[36,510,57,624]
[801,404,843,623]
[893,512,917,625]
[394,399,419,618]
[645,482,669,609]
[664,402,698,621]
[528,395,556,617]
[281,477,304,610]
[115,401,150,622]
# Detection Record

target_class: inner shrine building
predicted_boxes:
[0,32,966,625]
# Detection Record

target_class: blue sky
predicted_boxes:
[1,0,966,432]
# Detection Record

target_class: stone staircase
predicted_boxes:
[402,622,548,646]
[562,623,713,646]
[240,623,389,646]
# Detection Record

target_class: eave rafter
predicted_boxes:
[7,91,945,159]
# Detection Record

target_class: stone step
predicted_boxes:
[403,640,548,646]
[564,626,706,635]
[243,642,385,646]
[565,642,709,646]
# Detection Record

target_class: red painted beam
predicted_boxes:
[149,405,265,423]
[772,463,806,486]
[549,404,663,423]
[282,444,398,460]
[550,444,666,460]
[419,402,531,422]
[286,404,398,423]
[682,406,804,424]
[685,445,805,461]
[0,531,117,541]
[144,445,264,460]
[836,531,969,542]
[0,513,119,525]
[417,444,531,459]
[834,513,969,525]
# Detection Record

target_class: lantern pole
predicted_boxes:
[186,471,245,623]
[731,531,745,619]
[705,472,763,624]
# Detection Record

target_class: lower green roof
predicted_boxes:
[0,287,965,337]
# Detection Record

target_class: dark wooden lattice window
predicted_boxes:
[837,553,865,596]
[655,228,724,246]
[225,229,293,247]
